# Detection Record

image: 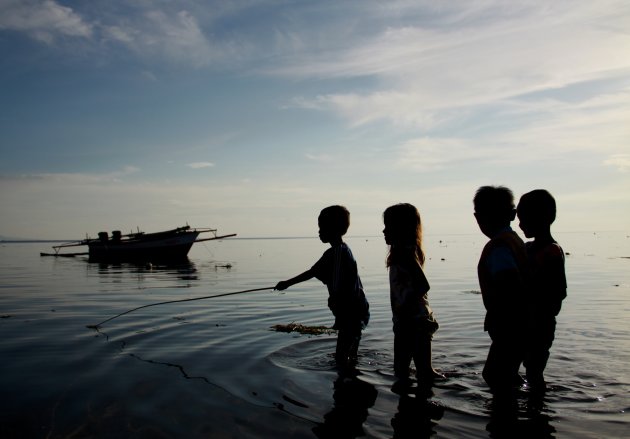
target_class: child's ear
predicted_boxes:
[509,208,517,221]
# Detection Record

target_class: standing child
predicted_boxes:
[275,205,370,369]
[517,189,567,392]
[383,203,441,385]
[473,186,529,392]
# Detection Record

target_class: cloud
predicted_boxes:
[2,166,140,185]
[276,1,630,136]
[187,162,215,169]
[98,7,229,66]
[0,0,92,43]
[0,1,243,66]
[291,91,446,129]
[604,154,630,172]
[305,153,333,162]
[126,9,219,66]
[395,137,489,171]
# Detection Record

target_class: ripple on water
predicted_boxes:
[267,337,338,372]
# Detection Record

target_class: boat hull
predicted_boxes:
[87,231,200,262]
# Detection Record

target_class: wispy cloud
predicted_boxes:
[604,154,630,172]
[0,0,92,44]
[275,1,630,136]
[395,137,489,171]
[393,87,630,172]
[0,0,246,66]
[187,162,215,169]
[291,91,446,129]
[1,166,140,185]
[305,153,333,162]
[104,9,223,67]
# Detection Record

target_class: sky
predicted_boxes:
[1,0,629,240]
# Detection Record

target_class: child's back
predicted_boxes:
[311,240,369,332]
[526,239,567,317]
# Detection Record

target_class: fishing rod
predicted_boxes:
[87,286,275,329]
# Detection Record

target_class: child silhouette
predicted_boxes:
[275,205,370,369]
[473,186,529,392]
[517,189,567,392]
[383,203,442,385]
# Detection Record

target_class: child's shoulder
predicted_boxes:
[528,240,564,261]
[323,241,354,258]
[543,242,564,260]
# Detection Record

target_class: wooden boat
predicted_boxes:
[40,225,236,262]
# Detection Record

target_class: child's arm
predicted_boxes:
[275,269,315,291]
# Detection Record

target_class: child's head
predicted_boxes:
[383,203,425,266]
[517,189,556,239]
[318,205,350,243]
[473,185,516,237]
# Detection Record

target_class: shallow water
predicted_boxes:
[0,232,628,438]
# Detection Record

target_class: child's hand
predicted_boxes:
[275,281,290,291]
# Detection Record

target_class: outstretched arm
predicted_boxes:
[275,269,314,290]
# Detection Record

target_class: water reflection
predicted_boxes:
[312,373,378,439]
[391,385,444,439]
[486,391,556,438]
[89,259,201,284]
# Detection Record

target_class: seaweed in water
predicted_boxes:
[271,323,336,335]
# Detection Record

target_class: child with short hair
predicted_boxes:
[473,186,529,392]
[275,205,370,369]
[517,189,567,392]
[383,203,441,385]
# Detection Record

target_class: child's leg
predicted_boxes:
[525,317,556,389]
[412,335,439,381]
[393,329,412,379]
[348,332,361,361]
[483,332,523,391]
[336,329,361,366]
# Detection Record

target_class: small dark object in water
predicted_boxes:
[271,323,336,335]
[282,394,309,408]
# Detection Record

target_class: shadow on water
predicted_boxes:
[312,372,378,439]
[485,390,556,439]
[393,397,444,438]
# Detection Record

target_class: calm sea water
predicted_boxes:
[0,232,628,438]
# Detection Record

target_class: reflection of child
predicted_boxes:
[473,186,529,391]
[517,189,567,391]
[275,205,370,368]
[383,203,441,384]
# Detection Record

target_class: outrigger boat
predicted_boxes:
[40,225,236,262]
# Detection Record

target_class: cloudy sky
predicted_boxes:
[1,0,629,239]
